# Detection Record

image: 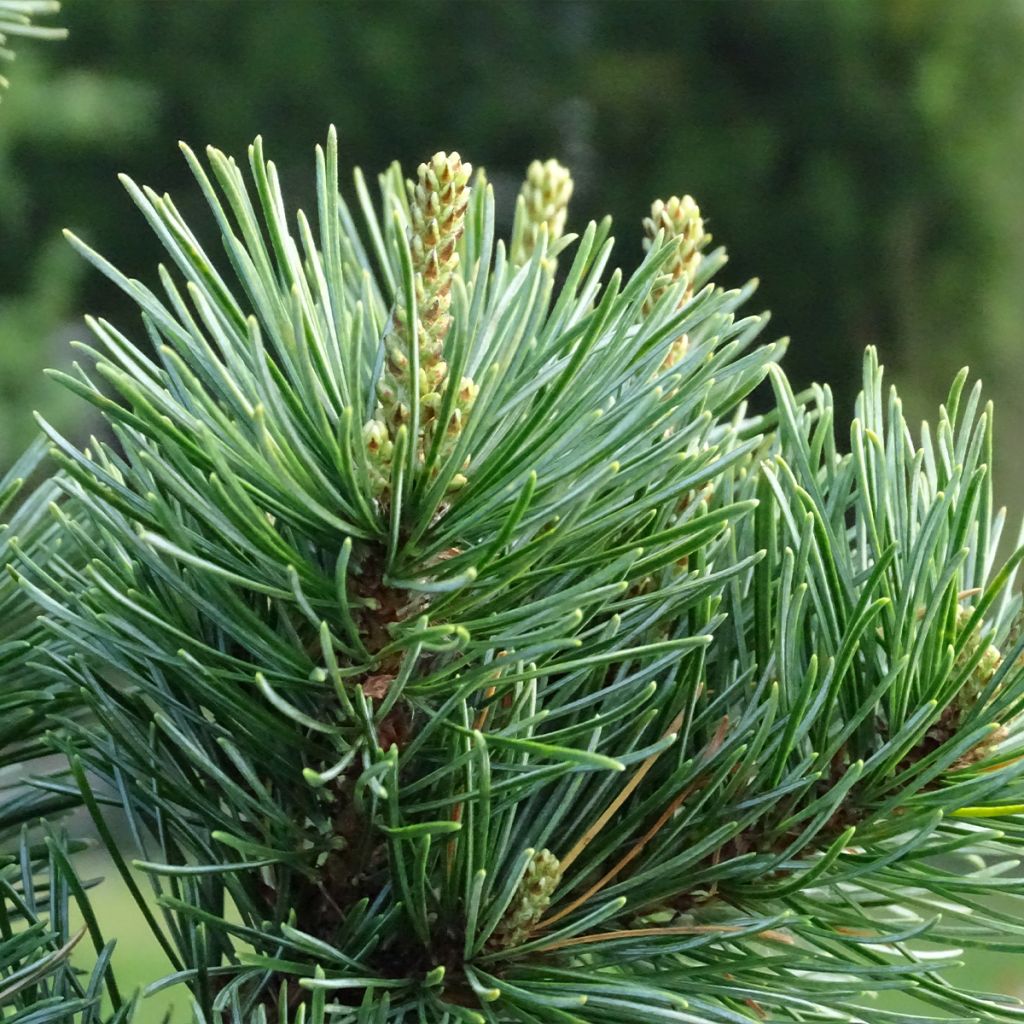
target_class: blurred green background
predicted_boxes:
[6,0,1024,1015]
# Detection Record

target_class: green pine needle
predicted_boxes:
[0,0,66,94]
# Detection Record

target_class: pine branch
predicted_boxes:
[0,439,77,810]
[8,129,1024,1023]
[0,0,66,95]
[0,829,131,1023]
[0,443,128,1022]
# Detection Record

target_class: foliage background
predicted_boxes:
[5,0,1024,1015]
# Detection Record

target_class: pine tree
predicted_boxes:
[5,129,1024,1023]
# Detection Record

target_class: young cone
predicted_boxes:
[510,158,574,271]
[643,194,710,368]
[367,151,478,496]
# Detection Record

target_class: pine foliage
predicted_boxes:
[4,130,1024,1023]
[0,443,127,1023]
[0,0,65,94]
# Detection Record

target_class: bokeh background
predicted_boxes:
[5,0,1024,1015]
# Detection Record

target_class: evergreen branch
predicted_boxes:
[0,0,65,94]
[6,129,1024,1022]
